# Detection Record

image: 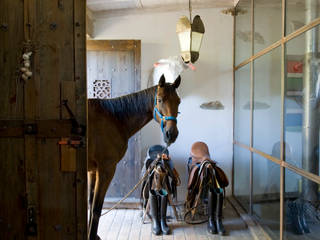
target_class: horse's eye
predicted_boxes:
[158,98,162,103]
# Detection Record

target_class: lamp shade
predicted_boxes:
[176,15,205,63]
[191,15,205,63]
[176,16,192,63]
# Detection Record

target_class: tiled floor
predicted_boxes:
[97,198,269,240]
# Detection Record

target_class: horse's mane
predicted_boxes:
[98,86,157,121]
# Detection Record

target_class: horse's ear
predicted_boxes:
[158,74,166,87]
[172,75,181,88]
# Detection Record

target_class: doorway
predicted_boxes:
[87,40,142,203]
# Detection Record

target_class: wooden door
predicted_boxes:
[87,40,141,200]
[0,0,87,239]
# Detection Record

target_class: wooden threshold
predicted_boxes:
[103,197,140,209]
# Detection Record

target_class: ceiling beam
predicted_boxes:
[87,0,234,12]
[93,1,235,19]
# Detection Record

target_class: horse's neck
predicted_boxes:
[119,86,157,138]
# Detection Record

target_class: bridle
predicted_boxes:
[153,89,178,133]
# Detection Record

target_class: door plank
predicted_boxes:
[0,0,24,119]
[38,139,76,239]
[0,0,26,239]
[74,0,87,238]
[0,138,26,240]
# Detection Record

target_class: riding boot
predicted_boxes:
[149,191,161,235]
[216,190,226,236]
[299,202,310,233]
[207,189,218,234]
[289,201,304,235]
[159,193,171,235]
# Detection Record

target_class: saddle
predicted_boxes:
[188,142,228,189]
[186,142,229,210]
[141,145,180,207]
[143,145,169,170]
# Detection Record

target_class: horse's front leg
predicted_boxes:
[88,171,96,227]
[88,169,116,240]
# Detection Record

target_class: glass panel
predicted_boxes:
[253,154,280,239]
[253,47,281,154]
[235,0,251,65]
[286,0,320,35]
[254,0,282,53]
[234,145,251,211]
[285,25,320,176]
[284,169,320,239]
[235,64,251,145]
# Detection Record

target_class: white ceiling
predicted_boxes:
[87,0,236,12]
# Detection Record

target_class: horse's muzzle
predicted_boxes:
[164,126,179,144]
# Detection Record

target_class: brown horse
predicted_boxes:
[87,74,181,240]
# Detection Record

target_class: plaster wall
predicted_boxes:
[93,8,233,199]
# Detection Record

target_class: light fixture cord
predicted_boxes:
[189,0,192,21]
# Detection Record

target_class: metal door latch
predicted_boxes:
[58,137,85,148]
[61,100,86,136]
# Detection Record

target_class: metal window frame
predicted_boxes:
[249,0,254,217]
[232,0,320,239]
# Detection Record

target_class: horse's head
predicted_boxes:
[153,74,181,145]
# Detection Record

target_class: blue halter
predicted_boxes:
[153,89,178,133]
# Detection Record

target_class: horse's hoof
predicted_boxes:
[96,236,102,240]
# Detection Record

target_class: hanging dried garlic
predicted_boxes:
[20,51,32,81]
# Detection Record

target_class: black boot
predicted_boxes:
[160,192,171,235]
[299,202,310,233]
[216,190,226,236]
[207,189,218,234]
[289,201,304,235]
[149,191,161,235]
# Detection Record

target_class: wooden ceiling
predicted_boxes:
[87,0,236,12]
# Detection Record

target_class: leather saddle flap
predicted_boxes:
[214,165,229,188]
[187,166,199,189]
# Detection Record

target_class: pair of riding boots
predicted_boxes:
[207,188,226,235]
[149,190,171,235]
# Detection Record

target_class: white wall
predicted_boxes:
[93,8,233,199]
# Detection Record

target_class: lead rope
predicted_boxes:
[100,144,169,217]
